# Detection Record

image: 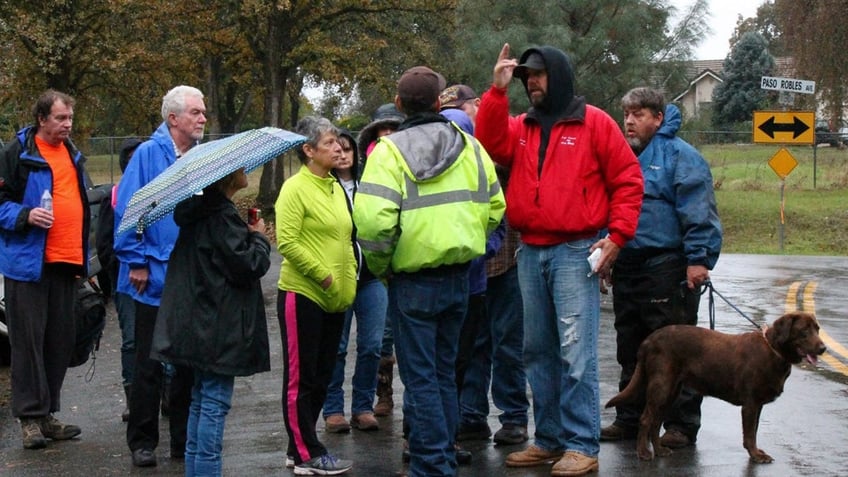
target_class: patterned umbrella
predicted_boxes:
[117,127,305,236]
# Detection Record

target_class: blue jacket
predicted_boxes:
[625,104,722,269]
[113,122,180,306]
[0,126,90,281]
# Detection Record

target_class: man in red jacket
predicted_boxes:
[475,43,643,477]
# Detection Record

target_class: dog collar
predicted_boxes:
[761,325,782,359]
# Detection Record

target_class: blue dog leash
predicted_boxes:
[701,280,761,330]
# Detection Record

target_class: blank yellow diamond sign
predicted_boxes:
[768,147,798,179]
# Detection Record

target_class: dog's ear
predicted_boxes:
[771,312,797,345]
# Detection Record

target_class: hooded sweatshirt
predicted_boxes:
[475,46,643,248]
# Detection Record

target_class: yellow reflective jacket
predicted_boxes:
[354,119,505,277]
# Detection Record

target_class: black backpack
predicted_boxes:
[69,278,106,368]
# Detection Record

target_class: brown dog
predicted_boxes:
[605,311,826,464]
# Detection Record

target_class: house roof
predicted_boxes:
[672,56,796,103]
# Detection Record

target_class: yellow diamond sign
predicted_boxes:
[768,147,798,179]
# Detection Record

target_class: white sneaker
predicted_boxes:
[293,454,352,475]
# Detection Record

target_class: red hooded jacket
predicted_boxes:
[476,47,642,247]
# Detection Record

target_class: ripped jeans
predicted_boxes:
[517,238,601,458]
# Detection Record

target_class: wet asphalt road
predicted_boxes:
[1,252,847,476]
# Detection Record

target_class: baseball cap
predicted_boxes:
[514,52,546,80]
[397,66,446,107]
[439,84,477,110]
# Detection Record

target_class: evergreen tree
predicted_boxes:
[711,32,775,127]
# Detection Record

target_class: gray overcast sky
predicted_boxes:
[673,0,762,60]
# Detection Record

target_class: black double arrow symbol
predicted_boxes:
[758,116,810,139]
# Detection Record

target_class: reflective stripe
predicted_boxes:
[403,139,490,211]
[358,182,402,206]
[358,237,393,252]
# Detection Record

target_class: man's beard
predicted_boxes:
[530,91,546,108]
[627,136,646,155]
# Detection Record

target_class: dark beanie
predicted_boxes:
[118,137,143,173]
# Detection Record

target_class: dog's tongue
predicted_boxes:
[805,353,818,365]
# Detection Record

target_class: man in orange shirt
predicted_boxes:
[0,90,90,450]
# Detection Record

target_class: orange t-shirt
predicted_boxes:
[35,136,84,266]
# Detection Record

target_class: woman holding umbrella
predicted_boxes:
[275,116,357,475]
[150,167,272,476]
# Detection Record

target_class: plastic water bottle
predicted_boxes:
[40,189,53,212]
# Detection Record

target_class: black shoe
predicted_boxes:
[456,421,491,441]
[455,445,472,466]
[493,423,529,445]
[132,448,157,467]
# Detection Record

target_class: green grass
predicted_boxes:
[704,144,848,255]
[85,143,848,256]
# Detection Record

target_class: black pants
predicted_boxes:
[6,265,75,418]
[278,291,346,464]
[126,301,192,452]
[611,251,703,439]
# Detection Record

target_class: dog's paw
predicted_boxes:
[637,448,654,461]
[749,449,774,464]
[655,446,673,457]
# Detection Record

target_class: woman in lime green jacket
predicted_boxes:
[275,116,356,475]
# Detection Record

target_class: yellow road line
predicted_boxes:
[785,281,801,314]
[819,353,848,375]
[789,280,848,376]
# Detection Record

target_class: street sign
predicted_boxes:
[768,147,798,179]
[753,111,815,144]
[761,76,816,95]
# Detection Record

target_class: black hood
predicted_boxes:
[334,129,360,181]
[174,187,231,227]
[517,46,575,118]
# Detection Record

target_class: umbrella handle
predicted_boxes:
[136,201,157,242]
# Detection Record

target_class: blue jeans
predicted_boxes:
[460,266,529,426]
[114,292,136,385]
[518,239,601,457]
[323,278,387,417]
[185,371,234,477]
[390,267,468,477]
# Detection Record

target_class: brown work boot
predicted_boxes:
[660,429,694,449]
[374,355,395,416]
[324,414,351,433]
[21,418,47,449]
[551,451,599,476]
[599,423,637,441]
[351,412,379,431]
[505,445,564,467]
[40,414,81,440]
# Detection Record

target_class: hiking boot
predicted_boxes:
[374,355,395,416]
[131,448,157,467]
[40,414,81,440]
[599,423,637,441]
[351,412,379,431]
[493,423,529,445]
[505,445,564,467]
[456,421,491,441]
[293,453,352,475]
[325,414,351,433]
[551,451,599,477]
[660,429,695,449]
[21,418,47,450]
